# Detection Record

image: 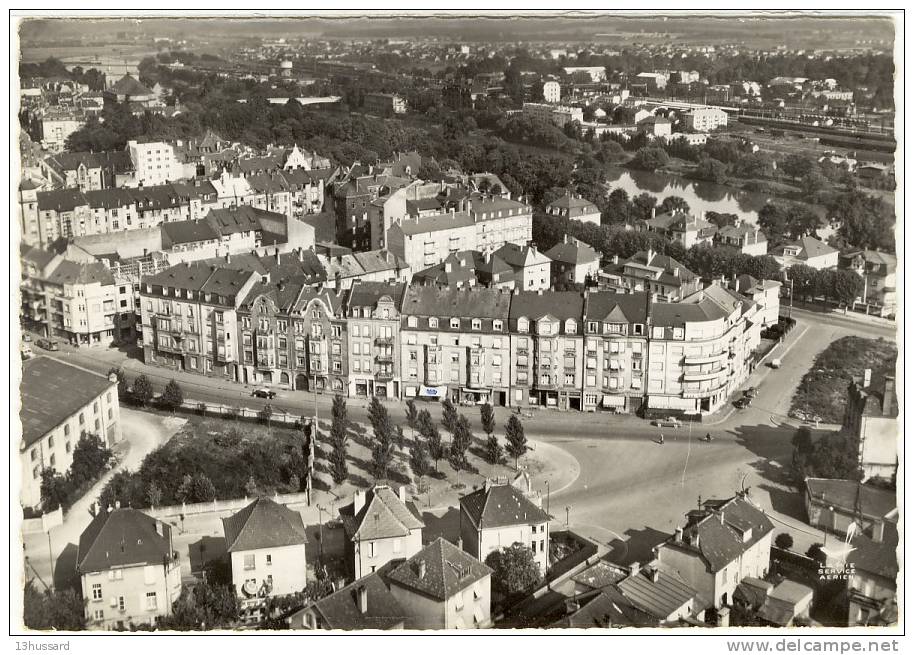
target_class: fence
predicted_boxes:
[20,507,63,534]
[177,399,313,428]
[144,490,314,521]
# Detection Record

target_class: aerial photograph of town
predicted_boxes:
[10,9,902,648]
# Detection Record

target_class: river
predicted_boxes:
[604,167,777,225]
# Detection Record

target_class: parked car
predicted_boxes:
[251,387,277,399]
[36,338,59,351]
[20,344,33,360]
[22,333,32,342]
[743,387,759,398]
[652,417,681,428]
[770,358,782,369]
[734,397,752,409]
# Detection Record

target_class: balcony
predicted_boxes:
[375,336,394,346]
[681,382,729,399]
[682,367,727,382]
[683,352,727,366]
[375,369,395,381]
[375,352,394,363]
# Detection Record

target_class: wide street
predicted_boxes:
[23,306,896,583]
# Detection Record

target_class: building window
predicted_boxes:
[244,554,255,570]
[450,318,460,329]
[145,592,157,610]
[92,583,102,600]
[471,318,481,330]
[266,554,272,566]
[118,596,125,612]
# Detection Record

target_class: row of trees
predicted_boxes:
[785,264,864,307]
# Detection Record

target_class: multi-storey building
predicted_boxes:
[346,281,408,399]
[400,285,512,406]
[126,140,185,187]
[542,80,561,103]
[601,250,702,302]
[39,110,86,152]
[237,281,347,393]
[139,262,259,381]
[42,150,134,191]
[645,284,761,415]
[545,235,600,287]
[843,372,898,482]
[839,250,897,316]
[581,292,650,413]
[19,357,122,509]
[77,507,182,631]
[714,222,768,257]
[522,102,584,128]
[638,211,717,249]
[334,173,412,251]
[684,107,729,132]
[19,244,136,347]
[545,193,601,226]
[508,290,586,411]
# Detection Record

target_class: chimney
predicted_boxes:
[357,585,368,614]
[155,521,164,536]
[645,248,654,264]
[675,526,683,542]
[108,372,119,383]
[673,267,679,278]
[275,247,281,264]
[882,376,894,414]
[863,368,872,389]
[456,537,463,551]
[717,607,730,628]
[398,486,407,504]
[297,248,304,262]
[418,559,427,579]
[872,519,885,544]
[628,562,640,577]
[651,206,656,219]
[353,489,366,515]
[650,567,661,583]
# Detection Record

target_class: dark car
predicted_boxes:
[734,397,752,409]
[252,387,277,399]
[743,387,759,398]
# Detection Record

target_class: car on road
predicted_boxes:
[20,344,33,360]
[22,333,32,342]
[770,358,782,369]
[743,387,759,398]
[734,397,752,409]
[251,387,277,399]
[652,417,681,428]
[36,338,59,351]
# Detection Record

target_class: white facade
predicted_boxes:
[543,81,561,103]
[127,141,185,187]
[684,108,729,132]
[81,560,182,630]
[230,543,308,601]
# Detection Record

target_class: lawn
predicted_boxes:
[790,336,897,424]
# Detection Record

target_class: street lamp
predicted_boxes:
[565,505,571,528]
[545,480,551,517]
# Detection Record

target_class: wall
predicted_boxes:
[352,528,422,580]
[860,415,898,481]
[230,543,307,599]
[656,545,716,608]
[81,560,181,630]
[479,522,549,572]
[388,583,445,629]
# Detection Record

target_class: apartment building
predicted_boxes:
[42,150,134,191]
[545,235,600,287]
[400,285,512,406]
[714,222,768,257]
[19,357,121,509]
[19,244,136,347]
[139,262,259,381]
[334,173,412,251]
[843,373,898,482]
[126,140,185,187]
[40,111,86,152]
[237,282,347,393]
[638,211,717,249]
[545,193,601,226]
[542,80,561,103]
[839,250,897,316]
[601,250,702,302]
[508,290,587,411]
[684,107,729,132]
[346,281,408,399]
[522,102,584,128]
[580,292,650,413]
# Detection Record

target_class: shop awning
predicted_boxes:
[462,387,491,394]
[419,385,447,398]
[601,395,626,408]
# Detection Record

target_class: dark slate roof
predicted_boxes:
[46,150,133,174]
[547,194,599,212]
[37,188,88,212]
[571,561,629,590]
[77,508,172,573]
[667,496,775,573]
[847,522,899,581]
[734,577,774,609]
[397,211,475,235]
[584,291,649,324]
[339,485,424,541]
[84,188,135,210]
[20,243,57,270]
[205,205,270,235]
[200,266,256,298]
[650,295,731,327]
[402,284,511,320]
[146,261,217,292]
[617,567,699,619]
[239,278,307,313]
[544,236,599,265]
[385,538,491,602]
[347,281,406,311]
[508,290,585,322]
[20,357,116,448]
[162,218,220,245]
[556,588,657,629]
[302,569,406,630]
[108,74,154,97]
[222,497,307,553]
[459,482,550,530]
[805,479,897,520]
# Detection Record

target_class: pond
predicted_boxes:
[604,167,776,225]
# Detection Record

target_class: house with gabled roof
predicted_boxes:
[459,479,552,572]
[616,561,705,623]
[222,497,308,621]
[545,192,601,226]
[545,235,600,287]
[602,248,701,301]
[76,507,181,630]
[637,210,716,249]
[385,537,493,629]
[287,566,406,630]
[338,484,425,579]
[770,235,838,270]
[655,493,774,610]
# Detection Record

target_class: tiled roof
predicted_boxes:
[547,194,599,212]
[396,211,475,235]
[205,205,271,235]
[303,568,405,630]
[44,259,115,286]
[77,508,172,573]
[553,587,657,628]
[571,560,629,590]
[544,236,599,265]
[20,356,116,448]
[385,538,491,601]
[347,281,406,311]
[666,495,775,573]
[222,497,307,552]
[805,479,897,520]
[162,218,220,245]
[108,74,154,97]
[339,485,424,541]
[240,278,309,314]
[403,285,511,321]
[847,521,898,580]
[492,243,550,269]
[20,243,58,270]
[46,150,133,174]
[617,568,698,619]
[459,482,550,530]
[37,188,88,212]
[584,291,649,324]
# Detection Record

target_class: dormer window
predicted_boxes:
[407,316,417,328]
[565,319,577,334]
[429,317,438,329]
[471,318,481,331]
[517,317,529,333]
[493,319,503,331]
[587,321,598,333]
[450,318,460,329]
[540,321,552,336]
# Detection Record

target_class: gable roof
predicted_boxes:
[459,482,550,530]
[222,497,307,553]
[583,291,649,324]
[403,284,511,321]
[805,479,897,520]
[109,74,154,97]
[547,194,599,212]
[508,290,585,323]
[339,485,424,541]
[77,508,172,573]
[162,218,220,245]
[544,236,599,265]
[617,567,699,619]
[555,587,657,628]
[385,538,491,601]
